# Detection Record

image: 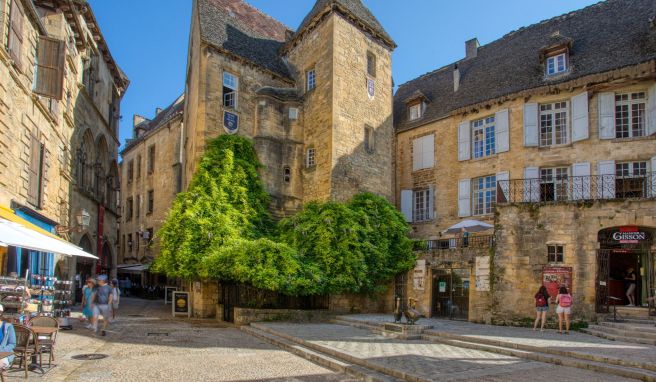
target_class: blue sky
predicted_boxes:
[88,0,599,151]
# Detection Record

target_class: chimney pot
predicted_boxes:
[156,107,163,115]
[465,38,479,59]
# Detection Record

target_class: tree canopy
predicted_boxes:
[153,135,415,295]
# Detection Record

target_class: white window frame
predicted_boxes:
[472,175,496,216]
[306,148,316,168]
[223,72,238,109]
[306,69,316,91]
[540,167,569,202]
[615,91,646,138]
[546,53,567,76]
[408,103,423,121]
[289,107,299,120]
[547,245,564,263]
[413,189,430,222]
[539,101,569,147]
[472,116,495,159]
[615,161,648,178]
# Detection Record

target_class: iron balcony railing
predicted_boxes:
[497,173,656,205]
[414,235,494,251]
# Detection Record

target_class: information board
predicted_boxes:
[164,286,177,305]
[172,291,191,317]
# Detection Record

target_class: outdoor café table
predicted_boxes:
[0,352,12,382]
[28,326,59,372]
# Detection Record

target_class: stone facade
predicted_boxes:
[0,0,127,283]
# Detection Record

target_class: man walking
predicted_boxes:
[93,275,113,336]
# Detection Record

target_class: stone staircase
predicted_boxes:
[582,308,656,346]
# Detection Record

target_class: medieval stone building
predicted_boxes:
[395,0,656,323]
[0,0,127,294]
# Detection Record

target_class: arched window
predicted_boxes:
[106,161,119,210]
[76,130,95,192]
[283,166,291,183]
[95,136,109,200]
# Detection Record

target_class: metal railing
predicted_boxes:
[497,173,656,205]
[414,235,494,251]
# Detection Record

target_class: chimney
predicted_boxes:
[465,38,479,59]
[453,64,460,92]
[156,107,163,115]
[133,114,147,128]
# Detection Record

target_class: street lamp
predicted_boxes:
[56,208,91,235]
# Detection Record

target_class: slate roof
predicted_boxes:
[293,0,395,49]
[394,0,656,132]
[256,87,302,102]
[197,0,292,79]
[121,95,184,154]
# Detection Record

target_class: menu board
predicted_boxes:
[172,291,190,317]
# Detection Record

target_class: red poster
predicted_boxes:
[542,266,573,299]
[96,205,104,274]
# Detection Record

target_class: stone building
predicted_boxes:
[182,0,396,317]
[0,0,128,291]
[394,0,656,323]
[118,95,184,283]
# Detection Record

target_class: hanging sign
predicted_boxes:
[612,226,647,244]
[223,111,239,134]
[542,266,573,299]
[172,291,191,317]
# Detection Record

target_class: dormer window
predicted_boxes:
[409,103,423,121]
[546,53,567,76]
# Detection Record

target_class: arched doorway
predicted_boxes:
[76,234,94,303]
[596,226,654,312]
[101,241,112,276]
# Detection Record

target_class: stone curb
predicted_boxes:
[248,323,429,382]
[241,325,403,382]
[582,327,656,345]
[597,322,656,334]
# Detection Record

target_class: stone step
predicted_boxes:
[598,321,656,334]
[582,327,656,346]
[241,325,401,382]
[249,323,433,382]
[423,335,656,382]
[612,307,652,319]
[595,323,656,337]
[603,317,656,325]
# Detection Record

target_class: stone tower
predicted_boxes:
[283,0,397,203]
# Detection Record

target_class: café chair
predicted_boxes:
[27,316,58,367]
[11,325,38,378]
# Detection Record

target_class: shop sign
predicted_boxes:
[413,260,425,290]
[542,266,573,299]
[612,226,646,244]
[172,291,190,317]
[438,281,447,293]
[164,286,177,305]
[223,111,239,134]
[475,256,490,292]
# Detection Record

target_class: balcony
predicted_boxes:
[497,173,656,205]
[414,235,494,252]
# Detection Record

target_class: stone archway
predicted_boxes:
[101,241,113,276]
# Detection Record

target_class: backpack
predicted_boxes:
[560,294,572,307]
[535,293,547,307]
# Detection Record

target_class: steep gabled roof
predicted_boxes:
[121,95,185,154]
[394,0,656,132]
[288,0,395,51]
[197,0,292,79]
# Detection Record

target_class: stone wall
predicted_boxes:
[329,283,395,314]
[228,306,333,326]
[191,280,218,318]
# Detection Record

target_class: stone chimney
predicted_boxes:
[453,64,460,92]
[156,107,163,115]
[465,38,479,59]
[133,114,148,128]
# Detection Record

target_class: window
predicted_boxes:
[546,53,567,76]
[283,166,291,183]
[616,161,648,198]
[34,36,66,100]
[146,228,154,247]
[413,189,431,222]
[82,54,98,96]
[306,69,316,91]
[472,116,495,159]
[136,231,140,253]
[27,134,46,208]
[126,197,133,221]
[540,102,568,147]
[408,103,423,121]
[306,148,316,168]
[122,234,125,257]
[127,233,133,253]
[127,160,134,183]
[148,145,155,174]
[289,107,299,120]
[615,92,646,138]
[7,0,24,68]
[547,245,564,263]
[223,72,238,108]
[136,155,142,179]
[147,190,154,214]
[366,52,376,77]
[540,167,569,202]
[364,125,375,154]
[472,175,496,215]
[136,194,141,218]
[412,134,434,171]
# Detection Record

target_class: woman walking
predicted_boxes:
[533,286,550,331]
[555,286,573,334]
[81,278,96,330]
[110,279,121,320]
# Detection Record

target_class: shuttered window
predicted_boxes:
[27,135,45,208]
[34,36,66,100]
[7,0,24,68]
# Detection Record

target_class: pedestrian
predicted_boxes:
[555,286,573,334]
[0,304,16,371]
[533,285,550,331]
[81,278,96,329]
[93,275,113,336]
[625,267,637,306]
[110,279,121,320]
[124,277,132,297]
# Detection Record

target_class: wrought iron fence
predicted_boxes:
[414,235,494,251]
[497,173,656,205]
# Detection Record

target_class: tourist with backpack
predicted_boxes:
[533,286,550,331]
[555,286,573,334]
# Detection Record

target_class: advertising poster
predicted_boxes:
[413,260,426,290]
[164,286,177,305]
[475,256,490,291]
[542,266,573,298]
[172,291,191,317]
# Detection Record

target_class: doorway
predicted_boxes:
[432,268,470,320]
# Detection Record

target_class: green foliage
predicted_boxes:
[155,136,415,296]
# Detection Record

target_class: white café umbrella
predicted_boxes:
[443,220,493,235]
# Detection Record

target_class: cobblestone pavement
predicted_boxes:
[4,298,355,382]
[258,322,637,382]
[342,314,656,365]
